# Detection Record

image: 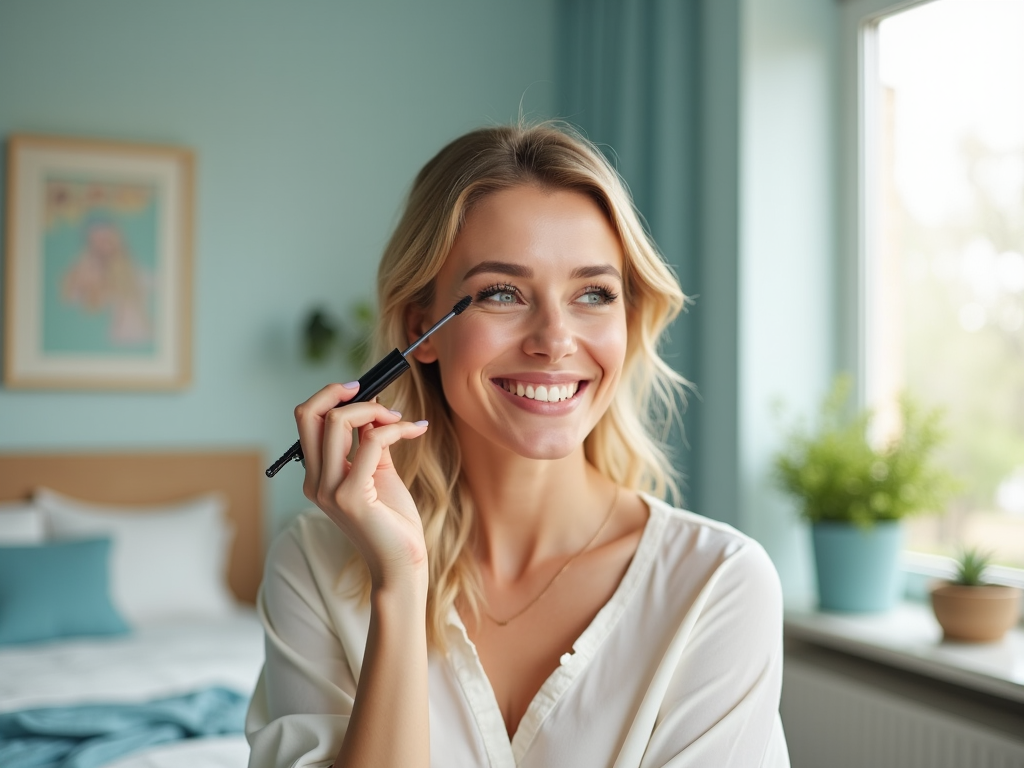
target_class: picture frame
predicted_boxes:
[3,134,194,390]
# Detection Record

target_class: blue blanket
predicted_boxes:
[0,686,248,768]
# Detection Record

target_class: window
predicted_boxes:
[863,0,1024,572]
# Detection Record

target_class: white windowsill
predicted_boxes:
[784,601,1024,704]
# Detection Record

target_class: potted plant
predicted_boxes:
[302,298,375,371]
[774,375,955,612]
[931,547,1022,642]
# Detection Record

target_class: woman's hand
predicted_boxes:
[295,382,432,768]
[294,381,430,591]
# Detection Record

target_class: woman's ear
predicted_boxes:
[404,305,439,363]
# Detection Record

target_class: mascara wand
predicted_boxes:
[266,295,473,478]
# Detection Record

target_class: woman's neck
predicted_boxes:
[458,433,616,584]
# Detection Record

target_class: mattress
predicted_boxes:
[0,609,265,768]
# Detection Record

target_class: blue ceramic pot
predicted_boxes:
[812,521,904,612]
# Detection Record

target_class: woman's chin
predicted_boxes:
[503,432,586,462]
[452,413,591,463]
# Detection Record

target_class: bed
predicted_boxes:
[0,450,267,768]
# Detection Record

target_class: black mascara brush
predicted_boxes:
[266,295,473,478]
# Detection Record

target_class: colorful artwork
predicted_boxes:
[43,179,158,355]
[4,136,193,389]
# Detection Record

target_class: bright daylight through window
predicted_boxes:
[866,0,1024,570]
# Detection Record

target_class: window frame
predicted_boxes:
[839,0,1024,589]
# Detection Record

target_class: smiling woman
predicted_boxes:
[245,123,791,768]
[410,185,629,464]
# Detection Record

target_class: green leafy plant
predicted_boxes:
[301,299,375,373]
[303,309,339,362]
[952,546,992,587]
[774,374,957,526]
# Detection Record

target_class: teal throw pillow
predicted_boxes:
[0,537,130,645]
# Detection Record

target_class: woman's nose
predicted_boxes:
[522,305,577,362]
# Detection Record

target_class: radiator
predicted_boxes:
[781,656,1024,768]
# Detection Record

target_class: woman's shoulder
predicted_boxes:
[641,493,757,551]
[629,494,783,650]
[639,493,780,586]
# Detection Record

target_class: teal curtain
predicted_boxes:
[556,0,702,508]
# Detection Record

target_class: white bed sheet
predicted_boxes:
[0,609,265,768]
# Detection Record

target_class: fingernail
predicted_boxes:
[342,381,359,389]
[389,409,402,417]
[414,420,428,426]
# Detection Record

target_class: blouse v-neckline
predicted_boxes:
[444,497,667,768]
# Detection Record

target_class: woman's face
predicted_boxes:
[409,184,628,461]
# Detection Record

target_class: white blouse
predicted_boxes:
[246,494,790,768]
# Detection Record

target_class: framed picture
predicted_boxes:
[3,135,194,389]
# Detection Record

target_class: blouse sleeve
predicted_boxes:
[640,540,789,768]
[246,518,361,768]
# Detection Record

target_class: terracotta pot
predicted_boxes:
[930,583,1022,642]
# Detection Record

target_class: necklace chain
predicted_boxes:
[483,487,620,627]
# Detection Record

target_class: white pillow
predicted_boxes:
[0,501,46,544]
[35,487,237,625]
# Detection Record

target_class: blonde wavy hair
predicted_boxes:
[368,122,688,647]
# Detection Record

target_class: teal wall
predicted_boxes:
[738,0,839,602]
[0,0,556,534]
[686,0,839,600]
[0,0,842,602]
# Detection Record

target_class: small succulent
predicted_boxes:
[952,546,992,587]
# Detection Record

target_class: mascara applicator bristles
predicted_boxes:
[403,296,472,356]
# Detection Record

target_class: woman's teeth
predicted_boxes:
[501,379,579,403]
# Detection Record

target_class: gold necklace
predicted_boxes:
[483,487,620,627]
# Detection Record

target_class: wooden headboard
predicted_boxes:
[0,450,264,604]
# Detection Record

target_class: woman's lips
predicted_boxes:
[498,378,580,403]
[491,378,588,411]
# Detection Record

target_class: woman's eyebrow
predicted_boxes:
[570,264,622,281]
[461,261,622,282]
[462,261,533,281]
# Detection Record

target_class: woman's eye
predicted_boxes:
[576,287,617,305]
[476,284,521,304]
[475,284,616,306]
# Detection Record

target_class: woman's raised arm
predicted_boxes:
[249,381,431,768]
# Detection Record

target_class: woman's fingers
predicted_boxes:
[340,420,429,511]
[318,404,403,497]
[292,384,429,580]
[293,381,361,500]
